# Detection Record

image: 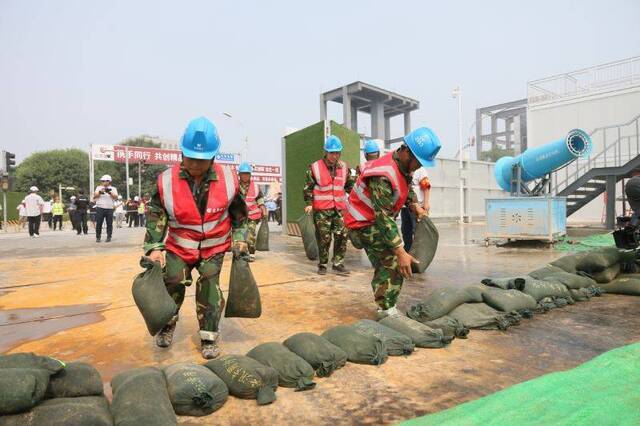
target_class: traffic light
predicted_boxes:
[4,151,15,172]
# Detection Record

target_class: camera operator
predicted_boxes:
[93,174,118,243]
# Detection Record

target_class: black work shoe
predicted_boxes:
[332,264,350,276]
[96,237,101,243]
[317,265,327,275]
[155,319,177,348]
[105,237,112,243]
[201,340,221,360]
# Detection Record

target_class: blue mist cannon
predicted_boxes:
[495,129,592,194]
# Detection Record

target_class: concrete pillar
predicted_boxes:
[476,110,483,160]
[520,111,528,151]
[505,118,513,150]
[403,112,411,135]
[342,87,351,129]
[384,116,391,142]
[606,175,616,229]
[350,106,358,132]
[490,115,497,150]
[319,95,327,121]
[371,101,385,140]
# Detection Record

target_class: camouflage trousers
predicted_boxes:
[349,225,403,310]
[164,251,225,340]
[246,219,260,254]
[313,209,347,267]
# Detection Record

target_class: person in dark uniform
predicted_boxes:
[75,190,90,235]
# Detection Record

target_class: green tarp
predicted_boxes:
[401,342,640,426]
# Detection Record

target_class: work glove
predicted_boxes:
[233,240,249,254]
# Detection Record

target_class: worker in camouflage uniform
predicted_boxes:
[355,139,381,176]
[344,127,441,318]
[303,135,355,275]
[237,161,267,261]
[144,116,248,360]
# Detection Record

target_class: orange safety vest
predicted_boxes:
[158,164,238,264]
[311,159,348,211]
[344,152,409,230]
[243,180,262,221]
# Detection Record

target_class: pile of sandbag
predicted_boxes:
[0,353,112,425]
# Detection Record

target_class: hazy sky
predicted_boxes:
[1,0,639,164]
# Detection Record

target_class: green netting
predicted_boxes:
[400,341,640,426]
[554,233,615,252]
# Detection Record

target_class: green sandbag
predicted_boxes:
[163,362,228,417]
[0,396,113,426]
[0,352,65,373]
[256,219,269,251]
[298,214,319,260]
[419,316,470,340]
[590,263,620,283]
[482,276,528,291]
[461,284,488,302]
[111,367,177,426]
[0,368,50,415]
[205,355,278,405]
[576,247,622,273]
[520,279,574,302]
[406,287,470,322]
[379,315,451,348]
[528,264,596,289]
[321,325,388,365]
[447,303,518,330]
[46,362,104,398]
[247,342,316,391]
[283,332,347,378]
[353,319,415,356]
[225,250,261,318]
[409,217,439,273]
[600,276,640,295]
[482,288,538,314]
[550,253,587,273]
[132,257,177,336]
[570,286,603,301]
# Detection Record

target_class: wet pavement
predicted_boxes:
[1,222,639,424]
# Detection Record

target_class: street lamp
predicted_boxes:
[452,86,464,223]
[222,112,249,162]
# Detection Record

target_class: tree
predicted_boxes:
[15,149,90,198]
[480,147,515,163]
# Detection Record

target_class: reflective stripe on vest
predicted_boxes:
[344,152,408,230]
[243,181,262,220]
[311,159,347,211]
[168,230,232,250]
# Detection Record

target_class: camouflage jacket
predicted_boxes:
[143,165,248,254]
[366,152,418,250]
[303,158,355,207]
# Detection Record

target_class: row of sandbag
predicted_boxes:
[0,353,110,425]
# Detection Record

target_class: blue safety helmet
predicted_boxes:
[363,139,380,154]
[238,162,253,174]
[324,135,343,152]
[180,116,221,160]
[403,127,441,167]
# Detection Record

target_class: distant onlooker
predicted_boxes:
[68,196,78,232]
[265,199,277,222]
[42,198,53,229]
[126,197,139,227]
[51,196,65,231]
[137,196,146,227]
[93,174,118,243]
[276,192,282,225]
[74,190,90,235]
[89,202,97,229]
[114,195,125,228]
[17,201,27,229]
[24,186,45,237]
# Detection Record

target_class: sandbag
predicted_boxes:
[205,355,278,405]
[111,367,177,426]
[353,319,415,356]
[163,362,228,417]
[132,257,177,336]
[247,342,316,391]
[409,217,439,273]
[550,253,587,273]
[0,368,50,415]
[379,315,451,348]
[570,286,602,301]
[590,263,620,283]
[420,316,470,340]
[282,332,347,378]
[0,352,65,373]
[298,214,318,260]
[406,287,470,322]
[520,279,574,302]
[256,219,269,251]
[0,396,113,426]
[225,250,261,318]
[448,303,519,330]
[600,276,640,295]
[528,264,597,289]
[482,288,537,314]
[461,284,487,302]
[481,276,528,291]
[46,362,104,399]
[321,325,388,365]
[576,247,622,273]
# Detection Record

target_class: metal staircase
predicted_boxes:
[551,114,640,226]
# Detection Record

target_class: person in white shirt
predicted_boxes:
[24,186,45,237]
[93,174,119,243]
[401,167,431,251]
[114,195,125,228]
[16,201,27,229]
[42,199,53,229]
